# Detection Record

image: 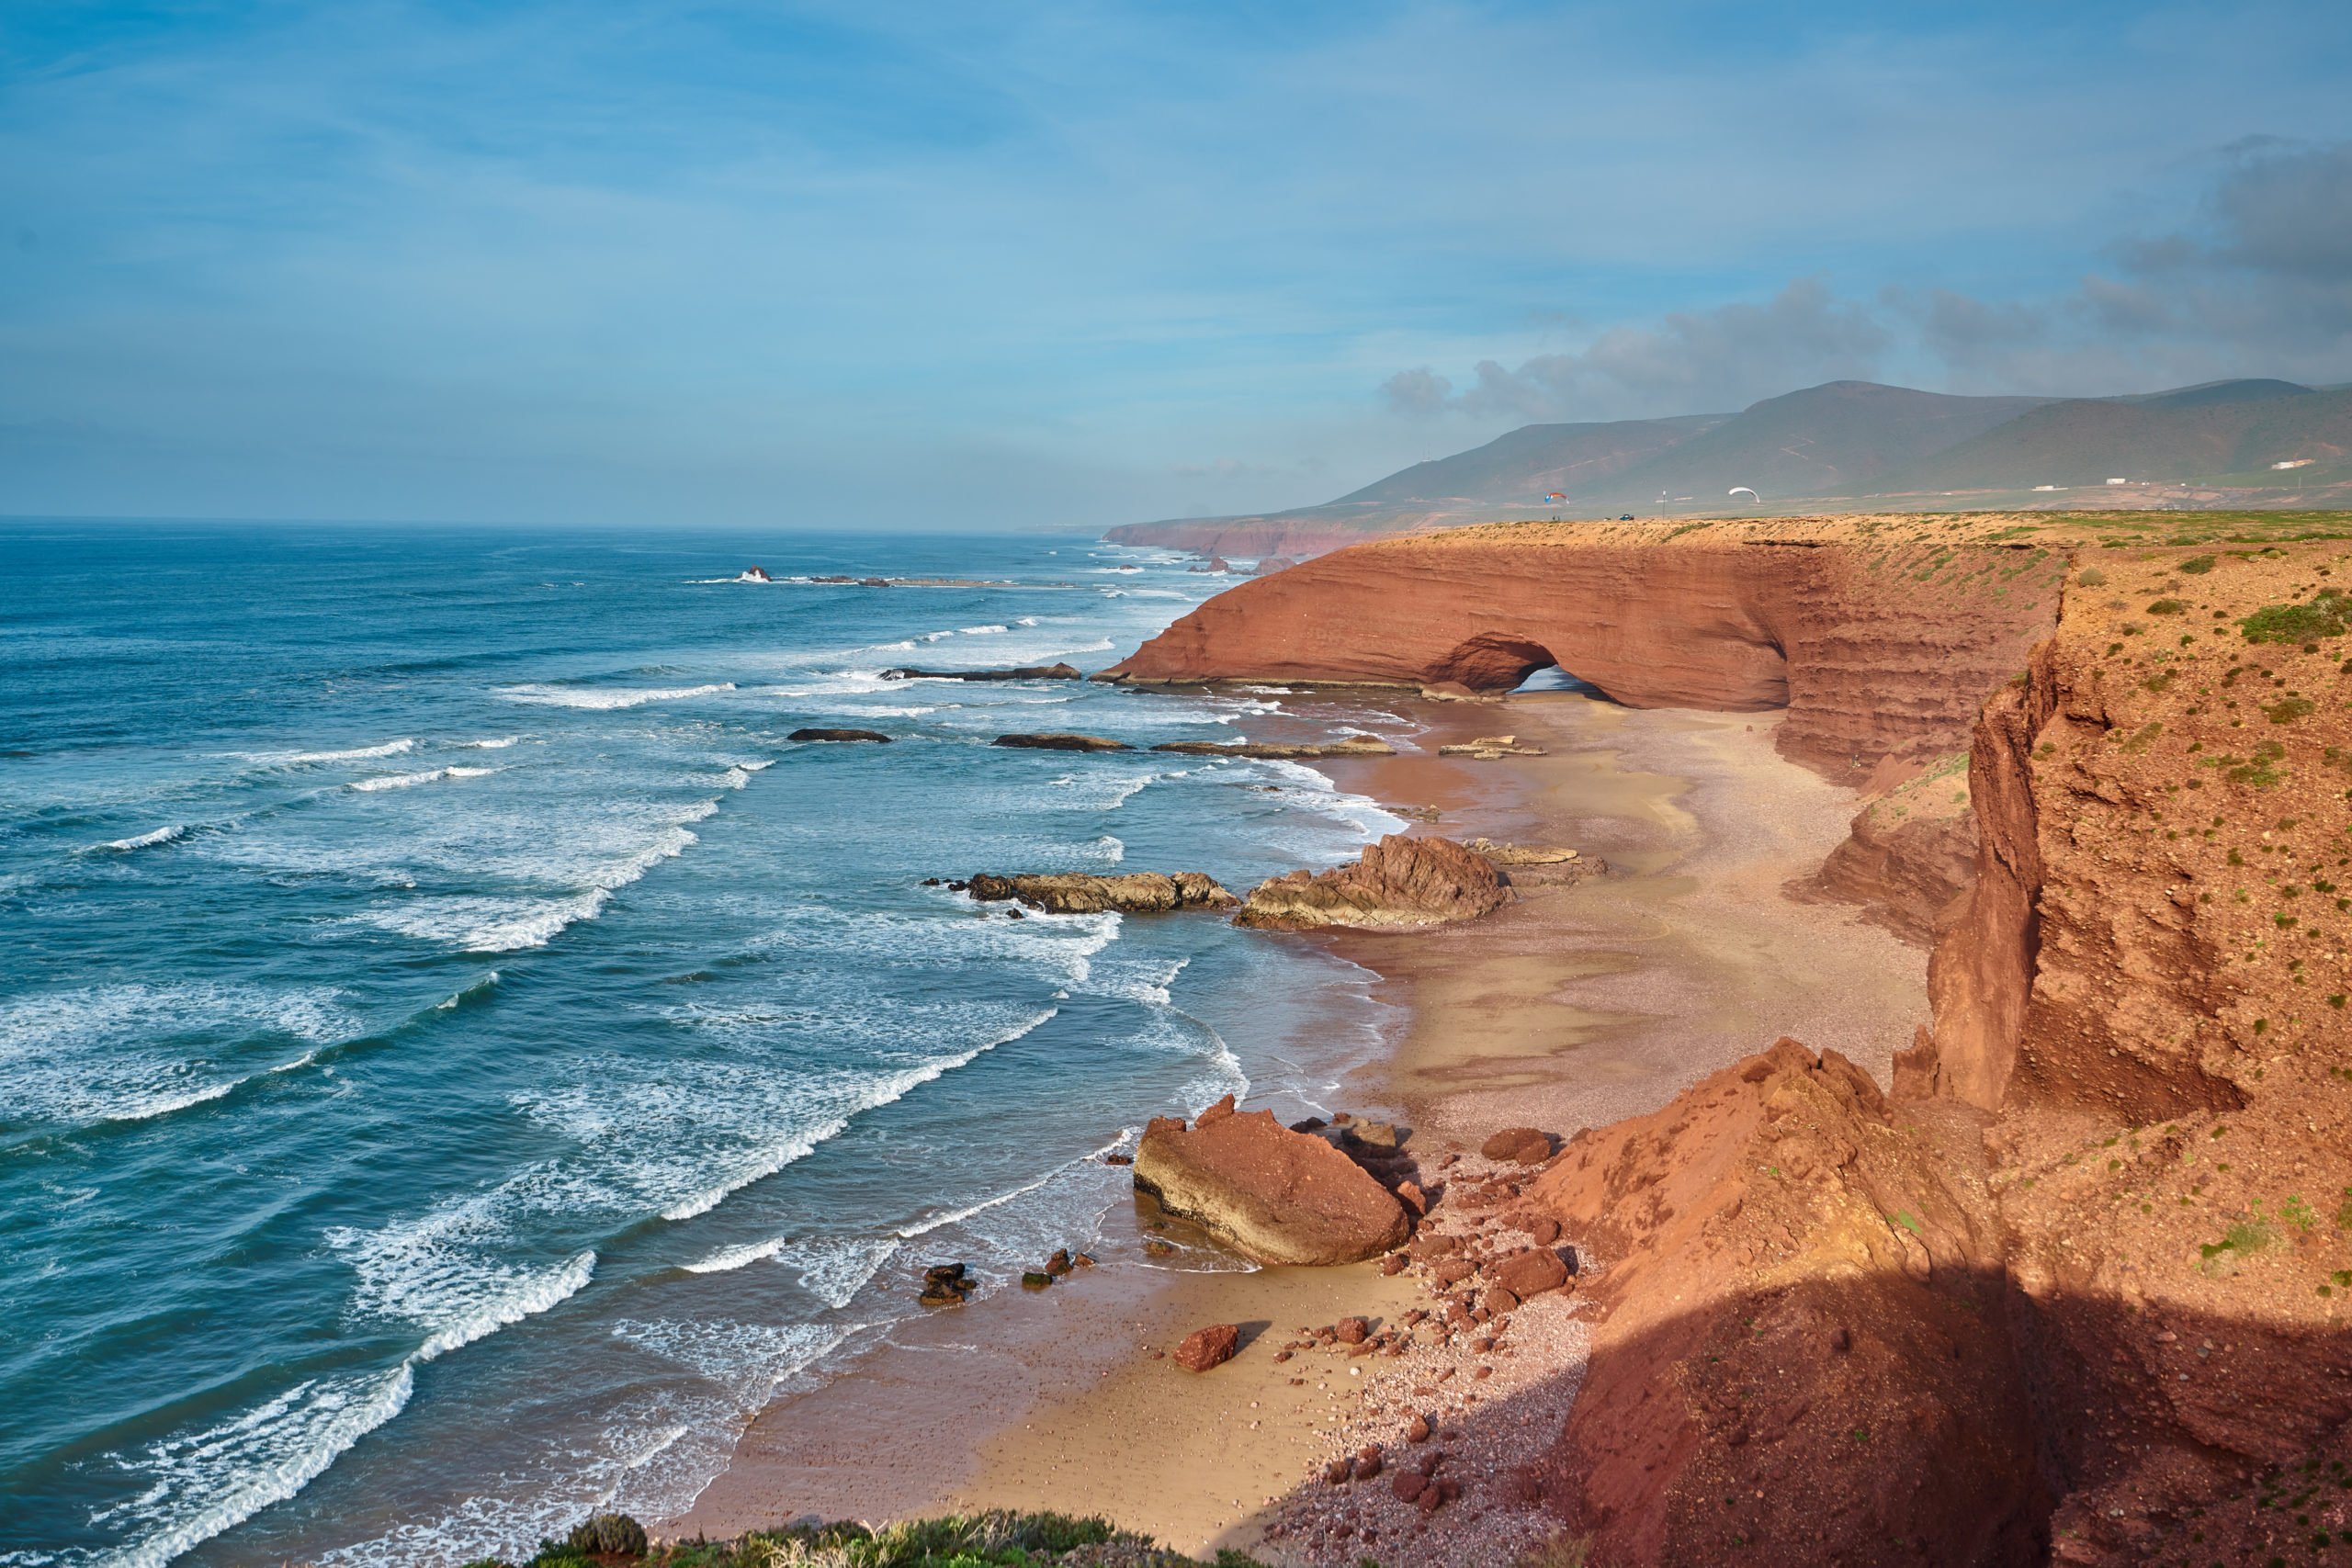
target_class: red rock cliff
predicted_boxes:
[1106,518,2067,774]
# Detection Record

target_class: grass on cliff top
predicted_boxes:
[469,1512,1271,1568]
[1428,509,2352,551]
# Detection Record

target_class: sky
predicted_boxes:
[4,0,2350,529]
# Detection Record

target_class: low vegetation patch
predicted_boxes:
[2240,588,2352,645]
[464,1512,1267,1568]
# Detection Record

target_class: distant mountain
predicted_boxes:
[1333,413,1724,508]
[1880,380,2351,491]
[1106,375,2352,557]
[1587,381,2054,504]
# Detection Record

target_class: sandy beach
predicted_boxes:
[673,686,1931,1562]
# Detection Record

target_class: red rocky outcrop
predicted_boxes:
[1133,1098,1412,1266]
[1233,835,1510,931]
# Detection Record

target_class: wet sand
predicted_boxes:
[672,689,1930,1559]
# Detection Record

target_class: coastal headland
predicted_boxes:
[668,509,2352,1567]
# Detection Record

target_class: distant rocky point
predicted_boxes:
[883,663,1083,682]
[1151,736,1393,759]
[990,732,1128,751]
[963,871,1236,915]
[787,728,892,743]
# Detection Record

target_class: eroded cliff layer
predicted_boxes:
[1506,529,2352,1564]
[1106,516,2070,773]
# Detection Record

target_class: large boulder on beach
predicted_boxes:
[1134,1099,1410,1266]
[1233,835,1510,931]
[1172,1323,1239,1371]
[991,732,1131,752]
[965,871,1236,914]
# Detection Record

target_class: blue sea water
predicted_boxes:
[0,522,1406,1567]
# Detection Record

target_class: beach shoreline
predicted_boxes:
[671,687,1930,1562]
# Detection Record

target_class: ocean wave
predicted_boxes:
[326,1193,598,1363]
[719,760,774,790]
[432,971,502,1010]
[496,682,735,710]
[457,736,522,750]
[249,739,416,764]
[88,823,187,853]
[958,624,1007,635]
[92,1365,417,1568]
[651,1010,1055,1221]
[774,1236,901,1309]
[1015,615,1041,626]
[348,766,498,793]
[0,983,361,1129]
[357,824,697,952]
[680,1235,786,1274]
[608,1318,851,1406]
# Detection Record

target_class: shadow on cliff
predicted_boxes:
[1228,1274,2352,1568]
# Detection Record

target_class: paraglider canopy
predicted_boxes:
[1727,486,1760,503]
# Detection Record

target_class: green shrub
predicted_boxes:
[2149,597,2188,615]
[2180,554,2218,574]
[2242,590,2352,644]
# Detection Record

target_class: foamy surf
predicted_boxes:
[496,682,736,710]
[238,738,416,765]
[349,766,497,792]
[89,823,188,852]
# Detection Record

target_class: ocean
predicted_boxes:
[0,522,1404,1567]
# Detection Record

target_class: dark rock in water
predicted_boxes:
[919,1262,974,1307]
[1104,1152,1133,1166]
[568,1513,649,1556]
[1234,835,1510,931]
[1151,737,1394,759]
[1020,1269,1054,1291]
[963,871,1235,914]
[989,732,1128,751]
[945,880,969,892]
[922,877,942,886]
[1143,1237,1177,1257]
[883,663,1083,682]
[1173,1323,1239,1371]
[1134,1101,1410,1266]
[1045,1248,1074,1276]
[788,727,892,743]
[739,565,774,582]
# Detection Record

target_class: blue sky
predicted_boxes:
[4,1,2350,528]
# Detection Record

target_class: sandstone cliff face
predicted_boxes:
[1233,835,1511,931]
[1794,752,1978,945]
[1526,1040,2043,1566]
[1107,518,2067,774]
[1512,535,2352,1565]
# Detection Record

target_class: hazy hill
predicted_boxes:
[1880,380,2352,491]
[1334,412,1724,507]
[1106,375,2352,556]
[1587,381,2052,504]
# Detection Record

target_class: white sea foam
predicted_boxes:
[349,765,497,792]
[958,624,1007,635]
[719,760,773,790]
[681,1235,787,1274]
[325,1192,598,1363]
[0,983,360,1127]
[458,735,522,749]
[651,1010,1052,1222]
[90,823,187,852]
[284,739,415,763]
[496,682,735,710]
[774,1236,901,1308]
[608,1318,851,1406]
[93,1365,417,1568]
[358,823,697,951]
[1015,615,1041,626]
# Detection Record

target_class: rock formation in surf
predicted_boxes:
[883,663,1083,682]
[965,871,1237,915]
[787,728,893,743]
[990,732,1130,752]
[1234,834,1510,931]
[1134,1096,1413,1267]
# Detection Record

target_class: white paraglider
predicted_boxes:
[1728,486,1759,503]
